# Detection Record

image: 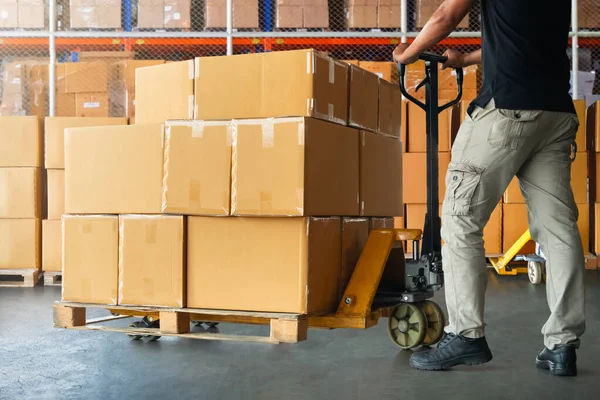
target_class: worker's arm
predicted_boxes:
[441,48,481,69]
[393,0,474,64]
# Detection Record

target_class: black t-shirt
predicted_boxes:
[473,0,575,114]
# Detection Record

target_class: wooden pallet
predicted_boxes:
[53,302,308,344]
[43,271,63,286]
[0,269,41,287]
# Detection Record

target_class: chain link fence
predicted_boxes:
[1,0,597,118]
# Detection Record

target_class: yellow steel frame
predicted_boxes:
[488,229,531,276]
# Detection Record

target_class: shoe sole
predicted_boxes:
[535,358,577,376]
[409,352,493,371]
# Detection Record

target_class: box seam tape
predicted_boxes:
[262,119,275,148]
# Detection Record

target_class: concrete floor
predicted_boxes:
[0,271,599,400]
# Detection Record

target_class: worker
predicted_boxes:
[393,0,584,376]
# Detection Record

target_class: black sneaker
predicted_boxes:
[535,346,577,376]
[409,332,493,371]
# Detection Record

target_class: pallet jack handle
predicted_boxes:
[397,52,463,260]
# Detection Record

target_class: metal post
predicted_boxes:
[48,0,57,117]
[226,0,233,55]
[401,0,408,44]
[572,0,579,100]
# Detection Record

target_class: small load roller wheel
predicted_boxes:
[419,300,446,346]
[528,261,543,285]
[127,316,161,341]
[387,303,427,349]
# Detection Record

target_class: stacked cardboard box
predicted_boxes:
[117,60,165,119]
[18,0,45,28]
[275,0,329,29]
[0,0,18,27]
[414,0,468,29]
[205,0,259,29]
[590,102,600,256]
[42,117,128,274]
[62,50,404,313]
[138,0,191,29]
[0,116,43,272]
[69,0,121,29]
[56,62,109,117]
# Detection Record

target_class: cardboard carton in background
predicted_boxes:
[415,0,469,29]
[359,61,398,84]
[205,0,259,29]
[275,0,303,28]
[303,0,328,28]
[0,1,18,28]
[47,169,65,220]
[377,0,400,28]
[42,219,61,272]
[402,152,450,203]
[0,116,42,167]
[75,92,109,117]
[18,0,46,28]
[164,0,191,29]
[347,0,378,29]
[0,219,41,270]
[138,0,164,28]
[0,167,42,219]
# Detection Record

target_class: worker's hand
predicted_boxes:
[441,49,464,70]
[393,43,419,65]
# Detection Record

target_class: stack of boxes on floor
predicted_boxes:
[61,49,404,313]
[0,116,43,273]
[41,117,128,276]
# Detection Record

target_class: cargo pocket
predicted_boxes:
[444,161,483,216]
[488,109,542,150]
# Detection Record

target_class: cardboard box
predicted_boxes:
[502,204,536,254]
[0,2,18,28]
[63,62,108,93]
[231,117,359,216]
[187,216,341,313]
[394,216,404,228]
[120,59,165,90]
[400,99,407,151]
[359,61,398,84]
[573,99,587,151]
[118,215,185,307]
[47,169,65,220]
[505,152,588,204]
[348,65,379,131]
[485,203,503,255]
[29,64,47,118]
[405,203,441,231]
[275,0,303,28]
[138,0,164,28]
[135,60,194,124]
[18,3,45,28]
[65,124,164,214]
[205,0,259,28]
[378,0,400,28]
[0,92,24,116]
[595,203,600,254]
[304,0,328,28]
[415,0,469,29]
[0,167,41,218]
[163,120,232,215]
[1,61,27,95]
[69,3,121,29]
[407,101,452,152]
[62,215,118,304]
[0,116,42,167]
[0,218,41,270]
[578,203,589,254]
[75,92,109,118]
[56,93,76,117]
[360,131,403,216]
[347,0,378,28]
[195,50,349,125]
[45,117,128,169]
[592,102,600,152]
[42,219,61,272]
[164,0,191,28]
[378,79,402,138]
[340,217,369,299]
[369,217,394,230]
[402,152,450,203]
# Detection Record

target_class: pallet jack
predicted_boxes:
[489,230,547,285]
[57,52,465,348]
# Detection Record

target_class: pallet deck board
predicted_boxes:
[0,269,41,287]
[43,271,62,286]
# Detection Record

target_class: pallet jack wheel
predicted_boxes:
[387,303,427,349]
[419,300,445,346]
[528,261,543,285]
[127,316,161,341]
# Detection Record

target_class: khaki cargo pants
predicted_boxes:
[441,99,586,349]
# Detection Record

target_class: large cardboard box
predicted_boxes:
[231,117,359,216]
[0,116,42,167]
[407,101,452,152]
[118,215,185,307]
[42,219,61,272]
[163,120,232,215]
[138,0,164,28]
[205,0,259,28]
[402,152,450,204]
[120,60,165,90]
[340,217,369,299]
[47,169,65,220]
[0,1,18,28]
[415,0,468,29]
[348,65,379,131]
[70,2,121,29]
[45,117,128,169]
[65,124,164,214]
[347,0,378,28]
[360,131,403,216]
[378,79,402,138]
[0,218,41,270]
[378,0,400,28]
[135,60,194,124]
[573,99,587,151]
[505,152,588,204]
[63,62,108,93]
[0,167,41,218]
[359,61,398,84]
[164,0,191,28]
[369,217,394,231]
[187,216,341,313]
[275,0,303,28]
[195,50,349,125]
[304,0,328,28]
[62,215,118,304]
[75,92,109,118]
